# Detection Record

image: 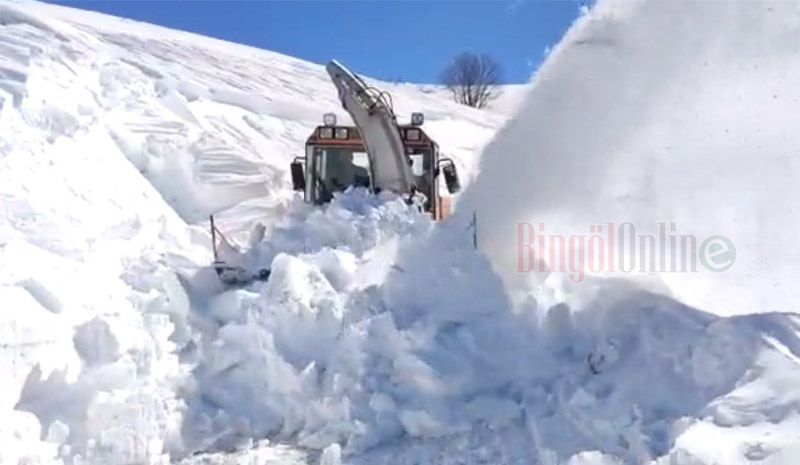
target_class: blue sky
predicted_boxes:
[45,0,583,84]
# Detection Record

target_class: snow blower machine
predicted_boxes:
[210,59,462,286]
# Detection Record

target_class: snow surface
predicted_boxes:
[2,0,800,464]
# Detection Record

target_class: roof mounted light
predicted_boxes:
[323,112,337,126]
[411,112,424,126]
[334,127,349,139]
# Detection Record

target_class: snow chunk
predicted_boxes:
[19,277,63,314]
[46,420,70,445]
[73,317,121,367]
[307,248,357,292]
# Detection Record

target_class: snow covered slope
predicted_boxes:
[2,0,511,231]
[0,0,510,463]
[3,0,800,464]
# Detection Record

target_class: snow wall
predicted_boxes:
[459,0,800,316]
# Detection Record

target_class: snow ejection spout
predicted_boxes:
[325,59,415,195]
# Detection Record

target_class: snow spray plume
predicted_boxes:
[457,0,800,316]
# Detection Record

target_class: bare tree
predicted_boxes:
[439,51,503,109]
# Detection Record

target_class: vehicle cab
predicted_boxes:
[289,112,461,220]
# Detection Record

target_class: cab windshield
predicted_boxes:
[312,146,372,202]
[309,145,435,210]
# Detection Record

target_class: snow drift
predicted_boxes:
[459,0,800,316]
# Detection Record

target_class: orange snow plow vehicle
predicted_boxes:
[209,60,462,285]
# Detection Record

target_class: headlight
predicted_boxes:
[323,113,337,126]
[335,127,349,139]
[411,112,424,126]
[405,128,421,141]
[318,127,334,139]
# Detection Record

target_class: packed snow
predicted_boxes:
[2,0,800,464]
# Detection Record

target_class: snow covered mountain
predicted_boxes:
[2,0,800,464]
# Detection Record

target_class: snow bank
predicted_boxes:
[459,0,800,316]
[0,3,209,462]
[181,190,800,465]
[0,238,193,464]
